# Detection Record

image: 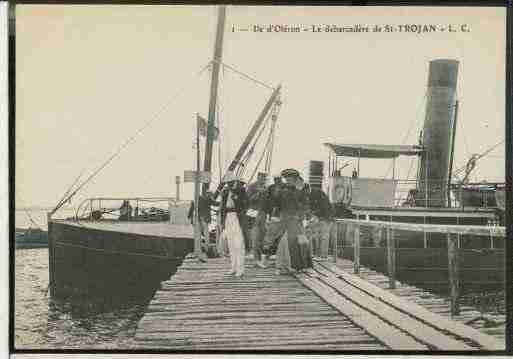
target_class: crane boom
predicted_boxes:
[213,85,282,199]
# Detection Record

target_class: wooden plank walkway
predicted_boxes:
[135,256,502,351]
[334,258,506,345]
[135,256,388,350]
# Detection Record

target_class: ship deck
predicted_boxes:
[51,219,194,239]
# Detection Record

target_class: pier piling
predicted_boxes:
[386,227,396,289]
[354,225,360,274]
[447,232,460,316]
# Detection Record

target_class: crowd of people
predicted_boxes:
[188,168,334,277]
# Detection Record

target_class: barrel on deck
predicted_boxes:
[416,59,459,207]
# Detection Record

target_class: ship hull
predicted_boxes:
[48,220,194,302]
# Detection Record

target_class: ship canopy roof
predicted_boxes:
[324,143,423,159]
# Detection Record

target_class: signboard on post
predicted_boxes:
[184,170,212,184]
[197,114,219,140]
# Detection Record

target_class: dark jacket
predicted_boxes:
[187,195,219,224]
[308,187,333,220]
[262,183,283,217]
[247,181,266,210]
[219,184,248,228]
[187,201,194,223]
[276,183,309,219]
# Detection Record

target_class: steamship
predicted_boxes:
[308,59,505,291]
[311,60,504,229]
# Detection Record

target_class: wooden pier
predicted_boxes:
[333,257,506,342]
[135,255,504,351]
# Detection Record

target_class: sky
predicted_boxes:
[15,5,506,209]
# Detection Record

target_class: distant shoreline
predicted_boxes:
[15,207,51,211]
[15,207,74,211]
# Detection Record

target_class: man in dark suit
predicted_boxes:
[188,191,219,256]
[301,178,334,260]
[246,172,268,260]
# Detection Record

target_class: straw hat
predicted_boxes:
[222,171,241,183]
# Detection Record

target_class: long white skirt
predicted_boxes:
[221,212,245,275]
[216,225,229,257]
[275,231,291,272]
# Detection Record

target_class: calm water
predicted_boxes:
[14,210,505,349]
[15,209,154,349]
[15,248,152,349]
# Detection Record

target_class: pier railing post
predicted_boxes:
[354,224,360,274]
[333,221,339,263]
[386,227,396,289]
[423,217,428,248]
[447,232,460,316]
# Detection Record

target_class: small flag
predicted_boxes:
[197,114,219,140]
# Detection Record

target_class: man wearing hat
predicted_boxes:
[246,172,268,261]
[254,175,282,267]
[219,171,249,276]
[247,172,268,206]
[298,176,333,261]
[259,168,311,272]
[188,191,219,256]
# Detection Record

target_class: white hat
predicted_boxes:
[222,171,240,183]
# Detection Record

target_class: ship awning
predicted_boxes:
[324,143,423,158]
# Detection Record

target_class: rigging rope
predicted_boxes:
[15,193,42,229]
[405,157,416,182]
[210,60,276,181]
[52,168,87,214]
[383,91,427,179]
[212,59,275,91]
[452,139,505,179]
[54,62,212,213]
[459,110,471,161]
[264,118,276,174]
[248,98,281,183]
[249,121,274,181]
[236,104,275,178]
[264,97,281,175]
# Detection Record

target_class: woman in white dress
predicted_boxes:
[219,172,248,277]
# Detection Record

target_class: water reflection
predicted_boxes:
[43,296,151,349]
[15,248,153,349]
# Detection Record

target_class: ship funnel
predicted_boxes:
[416,59,459,207]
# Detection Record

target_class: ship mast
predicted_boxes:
[202,5,226,195]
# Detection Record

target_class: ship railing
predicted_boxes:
[74,197,191,223]
[324,218,505,317]
[386,178,504,209]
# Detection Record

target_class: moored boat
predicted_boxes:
[314,59,504,293]
[15,227,48,249]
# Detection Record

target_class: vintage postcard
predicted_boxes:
[13,4,508,353]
